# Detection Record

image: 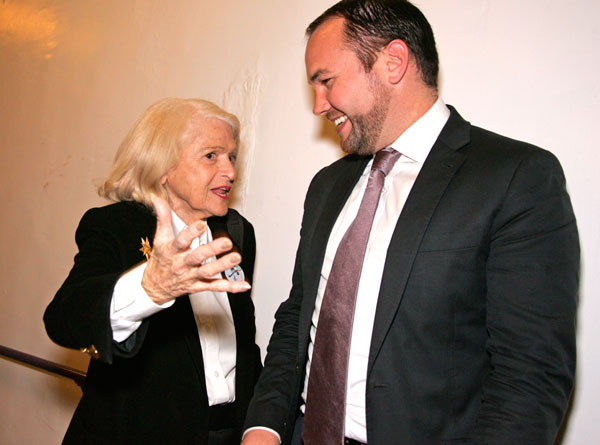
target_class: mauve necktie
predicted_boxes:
[302,147,401,445]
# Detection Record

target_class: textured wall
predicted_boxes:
[0,1,598,443]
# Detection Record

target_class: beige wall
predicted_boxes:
[1,0,598,443]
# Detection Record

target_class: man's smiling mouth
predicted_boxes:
[334,115,348,127]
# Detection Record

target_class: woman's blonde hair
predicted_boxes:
[98,98,240,209]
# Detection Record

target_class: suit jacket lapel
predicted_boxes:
[176,296,208,390]
[228,290,248,368]
[367,107,471,374]
[298,156,370,345]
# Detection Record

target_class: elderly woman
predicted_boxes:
[44,98,261,445]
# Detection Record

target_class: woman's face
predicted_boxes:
[161,117,237,224]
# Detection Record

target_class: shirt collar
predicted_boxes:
[171,211,186,235]
[388,97,450,163]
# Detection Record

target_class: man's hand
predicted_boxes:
[141,196,251,304]
[241,429,280,445]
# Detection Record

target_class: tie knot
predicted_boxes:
[372,147,401,177]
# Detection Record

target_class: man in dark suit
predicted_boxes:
[242,1,579,444]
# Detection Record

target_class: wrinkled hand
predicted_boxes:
[141,196,251,305]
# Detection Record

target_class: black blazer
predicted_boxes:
[44,201,262,444]
[244,107,579,444]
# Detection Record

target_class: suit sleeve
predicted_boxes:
[474,149,579,443]
[238,214,263,381]
[243,168,330,440]
[43,208,150,364]
[243,251,304,437]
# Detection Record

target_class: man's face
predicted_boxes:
[305,17,391,156]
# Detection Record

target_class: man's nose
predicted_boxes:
[312,89,331,116]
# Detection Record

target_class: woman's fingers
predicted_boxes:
[187,277,251,295]
[143,252,249,303]
[143,198,250,301]
[173,220,207,252]
[192,251,241,279]
[183,236,234,267]
[151,196,175,248]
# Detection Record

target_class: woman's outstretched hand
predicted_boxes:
[141,196,251,305]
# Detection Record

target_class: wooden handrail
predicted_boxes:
[0,344,86,386]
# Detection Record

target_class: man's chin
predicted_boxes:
[340,141,375,157]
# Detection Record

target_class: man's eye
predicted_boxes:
[205,152,216,160]
[229,154,237,164]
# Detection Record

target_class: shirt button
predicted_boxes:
[214,371,220,378]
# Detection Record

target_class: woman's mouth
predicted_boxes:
[212,186,231,200]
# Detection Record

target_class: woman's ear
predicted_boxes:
[384,39,410,85]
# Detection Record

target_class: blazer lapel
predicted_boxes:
[173,295,208,390]
[367,107,471,374]
[228,290,248,367]
[298,156,370,345]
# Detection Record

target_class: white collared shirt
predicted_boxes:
[109,211,237,405]
[302,98,451,442]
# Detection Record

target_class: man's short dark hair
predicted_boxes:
[306,0,439,89]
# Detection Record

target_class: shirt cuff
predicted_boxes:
[110,262,175,342]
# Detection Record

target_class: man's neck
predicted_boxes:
[377,88,439,149]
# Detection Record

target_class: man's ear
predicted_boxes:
[384,39,409,85]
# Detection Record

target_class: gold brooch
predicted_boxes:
[80,344,99,359]
[140,237,152,260]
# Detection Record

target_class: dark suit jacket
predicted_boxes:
[44,201,262,444]
[244,107,579,444]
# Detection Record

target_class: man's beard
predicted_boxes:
[341,76,391,156]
